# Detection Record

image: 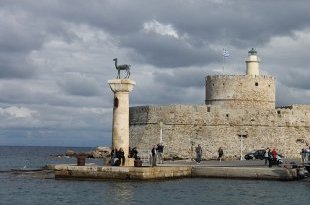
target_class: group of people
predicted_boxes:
[301,143,310,163]
[195,144,224,164]
[128,147,138,159]
[264,147,279,167]
[151,143,164,166]
[110,147,140,166]
[110,143,165,167]
[110,147,125,166]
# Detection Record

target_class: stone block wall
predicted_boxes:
[205,75,275,109]
[129,104,310,160]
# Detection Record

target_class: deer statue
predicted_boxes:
[113,58,131,79]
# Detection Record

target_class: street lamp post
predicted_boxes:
[239,134,247,160]
[159,121,163,143]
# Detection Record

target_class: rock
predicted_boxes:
[83,151,93,158]
[65,150,76,157]
[65,147,111,159]
[96,146,111,153]
[91,146,111,158]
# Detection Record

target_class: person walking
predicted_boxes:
[218,147,224,162]
[195,144,202,164]
[264,147,270,166]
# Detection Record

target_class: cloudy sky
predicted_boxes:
[0,0,309,147]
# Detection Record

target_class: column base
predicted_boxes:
[124,158,135,167]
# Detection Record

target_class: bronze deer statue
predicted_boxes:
[113,58,130,79]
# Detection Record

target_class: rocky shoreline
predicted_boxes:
[63,146,112,158]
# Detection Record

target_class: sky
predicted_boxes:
[0,0,310,147]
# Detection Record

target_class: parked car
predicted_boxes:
[244,149,265,160]
[245,150,284,164]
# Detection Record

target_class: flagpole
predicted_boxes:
[222,48,229,74]
[222,50,225,74]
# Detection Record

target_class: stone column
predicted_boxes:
[108,79,135,166]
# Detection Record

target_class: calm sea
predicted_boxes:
[0,146,309,205]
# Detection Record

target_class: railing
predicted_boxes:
[138,150,151,166]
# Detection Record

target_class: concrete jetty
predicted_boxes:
[48,160,301,181]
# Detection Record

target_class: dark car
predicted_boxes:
[244,149,266,160]
[245,150,284,164]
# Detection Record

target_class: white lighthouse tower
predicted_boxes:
[245,48,260,76]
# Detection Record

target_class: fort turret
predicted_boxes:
[246,48,260,76]
[205,49,275,109]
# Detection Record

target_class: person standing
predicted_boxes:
[268,149,273,168]
[304,143,310,163]
[151,145,157,166]
[218,147,224,162]
[130,147,138,159]
[110,147,118,166]
[264,147,270,166]
[117,147,125,166]
[272,148,277,165]
[195,144,202,164]
[156,143,164,164]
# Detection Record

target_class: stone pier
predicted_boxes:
[51,164,298,181]
[108,79,135,166]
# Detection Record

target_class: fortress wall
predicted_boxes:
[205,75,275,109]
[129,105,310,159]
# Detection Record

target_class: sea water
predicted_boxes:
[0,146,309,205]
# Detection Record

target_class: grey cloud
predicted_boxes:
[153,69,207,88]
[59,73,102,97]
[0,62,36,79]
[131,68,205,105]
[276,82,310,107]
[116,1,310,67]
[123,33,218,68]
[0,80,109,108]
[131,82,204,106]
[3,1,310,69]
[0,19,43,54]
[279,68,310,90]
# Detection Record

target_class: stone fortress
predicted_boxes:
[129,49,310,160]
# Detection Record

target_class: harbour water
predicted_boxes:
[0,146,309,205]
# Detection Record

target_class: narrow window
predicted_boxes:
[114,97,119,108]
[255,82,258,86]
[207,107,211,112]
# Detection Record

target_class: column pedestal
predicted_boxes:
[108,79,135,166]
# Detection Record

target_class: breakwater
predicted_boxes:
[49,164,299,181]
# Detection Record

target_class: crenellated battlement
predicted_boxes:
[206,75,275,80]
